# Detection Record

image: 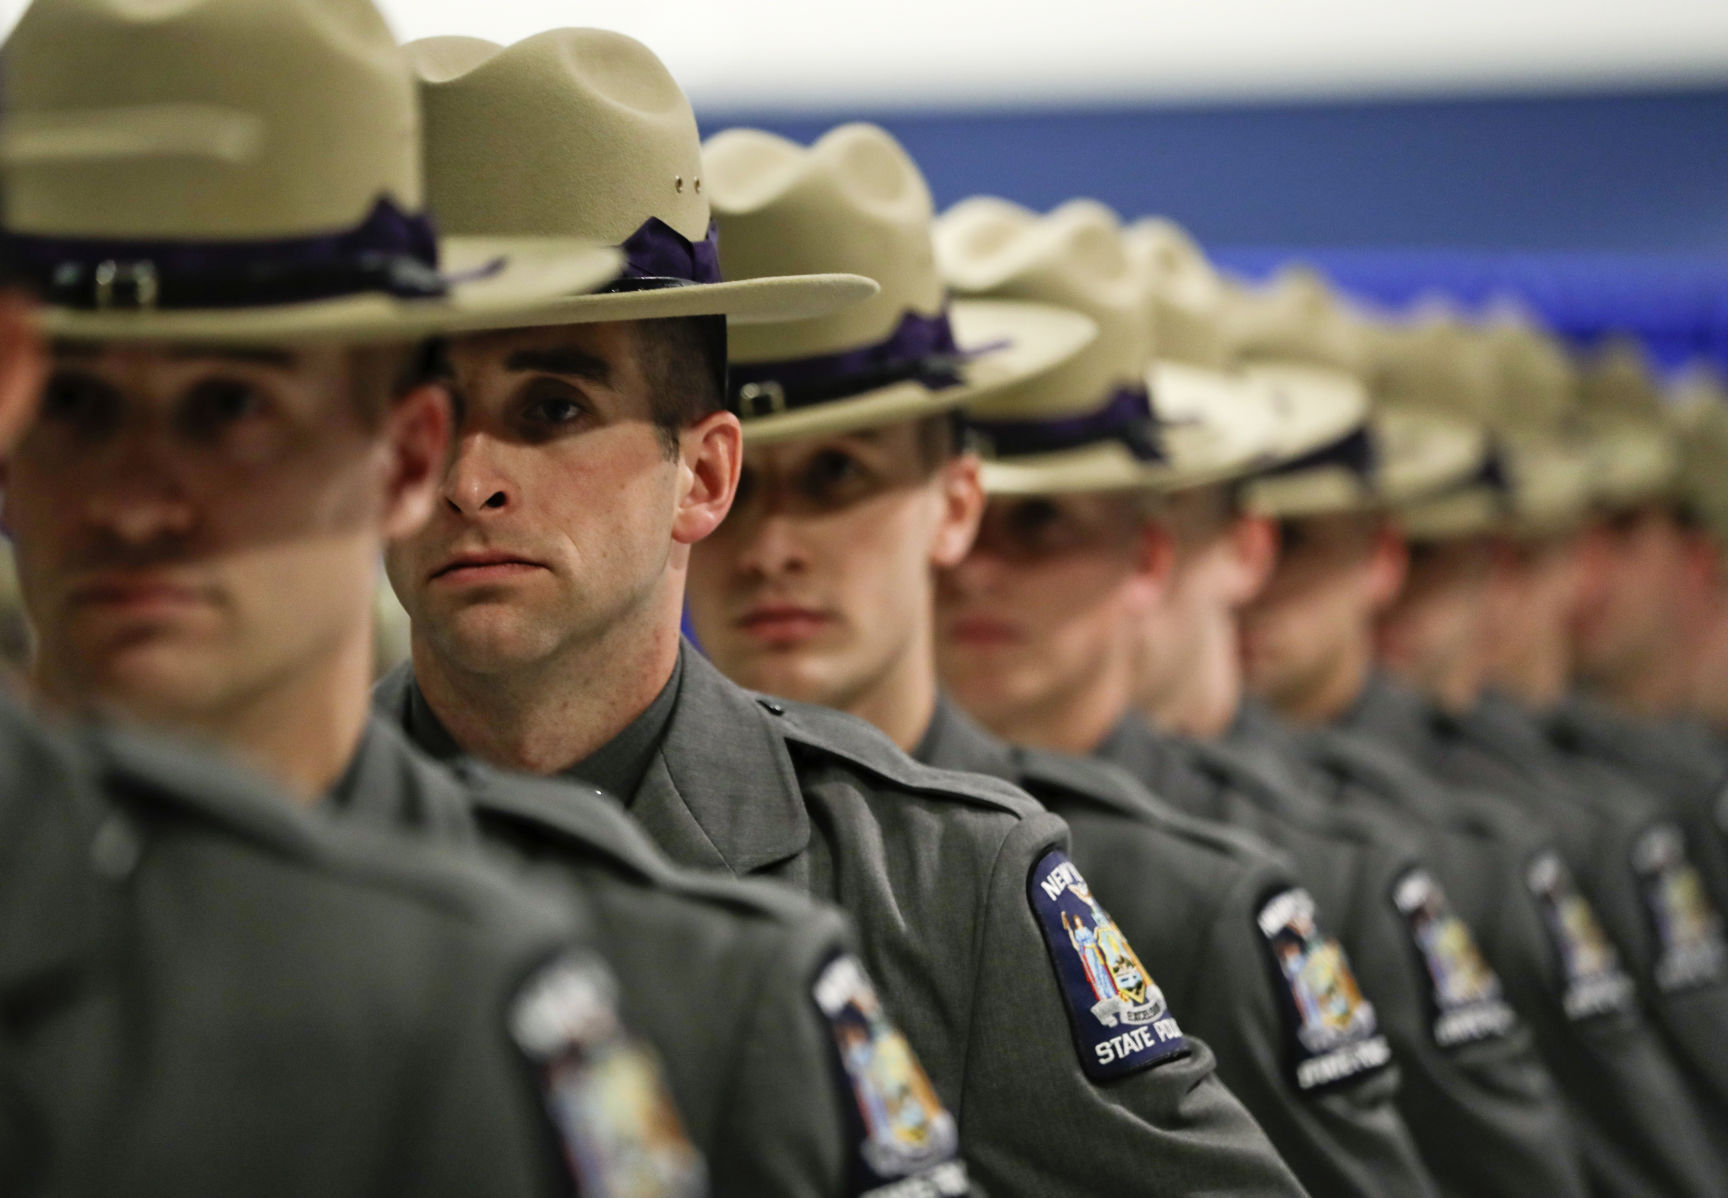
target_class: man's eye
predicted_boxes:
[180,379,265,439]
[801,450,868,503]
[1006,499,1065,544]
[521,383,589,429]
[40,371,122,436]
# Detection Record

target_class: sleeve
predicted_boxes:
[714,911,970,1198]
[956,813,1309,1198]
[1165,866,1433,1198]
[400,943,706,1198]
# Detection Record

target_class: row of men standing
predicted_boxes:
[5,1,1728,1196]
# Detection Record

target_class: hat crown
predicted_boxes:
[706,123,942,363]
[1367,315,1496,425]
[1484,319,1575,436]
[935,197,1149,422]
[1669,367,1728,537]
[1580,339,1665,430]
[409,29,708,246]
[3,0,419,239]
[1125,218,1226,369]
[1220,266,1365,375]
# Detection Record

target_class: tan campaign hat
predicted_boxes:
[408,31,875,329]
[1221,268,1383,518]
[1666,364,1728,548]
[702,123,1095,446]
[1576,338,1680,510]
[936,198,1276,496]
[0,0,625,343]
[1366,313,1505,542]
[1481,316,1592,538]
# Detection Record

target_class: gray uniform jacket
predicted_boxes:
[1103,710,1584,1198]
[916,698,1435,1198]
[1344,675,1728,1197]
[383,647,1308,1198]
[0,698,646,1198]
[1472,692,1728,1147]
[359,696,954,1198]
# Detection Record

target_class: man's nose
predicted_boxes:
[442,433,514,516]
[84,442,197,546]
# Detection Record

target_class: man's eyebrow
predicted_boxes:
[162,345,298,368]
[503,347,613,385]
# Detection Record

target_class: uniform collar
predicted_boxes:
[1336,669,1444,771]
[912,694,1015,777]
[564,651,681,801]
[325,717,481,844]
[626,644,810,876]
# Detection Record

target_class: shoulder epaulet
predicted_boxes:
[763,695,1045,820]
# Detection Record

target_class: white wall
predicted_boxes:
[1,0,1725,109]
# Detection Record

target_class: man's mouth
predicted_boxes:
[430,551,548,584]
[67,573,214,619]
[736,604,833,645]
[945,615,1021,647]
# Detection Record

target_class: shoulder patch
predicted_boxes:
[1028,850,1189,1080]
[1255,887,1391,1091]
[1631,823,1728,993]
[811,954,968,1197]
[1525,851,1637,1020]
[509,952,706,1198]
[1391,868,1518,1048]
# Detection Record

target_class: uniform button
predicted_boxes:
[758,699,786,716]
[90,815,142,881]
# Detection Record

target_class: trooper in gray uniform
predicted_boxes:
[925,240,1576,1197]
[380,39,1307,1198]
[0,5,932,1196]
[680,125,1426,1198]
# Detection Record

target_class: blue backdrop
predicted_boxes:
[700,85,1728,371]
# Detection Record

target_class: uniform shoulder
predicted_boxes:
[765,693,1047,821]
[91,722,575,959]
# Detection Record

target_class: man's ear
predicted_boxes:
[1124,510,1177,614]
[929,452,985,569]
[0,292,45,459]
[1223,514,1279,607]
[1365,521,1410,613]
[671,409,742,546]
[378,382,452,541]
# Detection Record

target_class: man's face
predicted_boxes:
[687,422,980,709]
[1240,512,1388,713]
[1140,486,1261,708]
[385,322,690,677]
[936,490,1159,733]
[9,342,418,722]
[1376,535,1493,700]
[1571,505,1688,688]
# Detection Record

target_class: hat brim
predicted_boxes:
[38,238,626,344]
[739,299,1097,447]
[1584,425,1678,510]
[1503,438,1592,537]
[442,236,877,328]
[1395,484,1503,541]
[978,357,1280,498]
[1242,409,1485,520]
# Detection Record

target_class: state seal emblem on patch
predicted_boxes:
[509,952,706,1198]
[1632,823,1728,993]
[1392,868,1518,1049]
[1526,850,1636,1021]
[1028,850,1188,1081]
[1256,887,1391,1091]
[812,954,968,1197]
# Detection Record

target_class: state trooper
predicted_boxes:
[0,8,674,1195]
[0,6,922,1196]
[1464,326,1728,1160]
[1342,312,1728,1195]
[374,34,1308,1198]
[930,225,1581,1196]
[681,125,1421,1198]
[1663,367,1728,742]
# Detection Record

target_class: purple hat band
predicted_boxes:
[729,309,985,418]
[1259,423,1377,482]
[615,217,722,287]
[5,197,458,311]
[969,385,1166,464]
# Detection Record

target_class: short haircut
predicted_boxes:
[348,340,439,427]
[633,315,728,457]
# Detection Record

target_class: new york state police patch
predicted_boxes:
[509,952,706,1198]
[1392,868,1518,1049]
[1028,850,1188,1082]
[811,954,968,1198]
[1256,887,1391,1092]
[1526,850,1636,1021]
[1632,823,1728,993]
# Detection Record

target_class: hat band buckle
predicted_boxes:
[93,259,159,311]
[737,380,787,418]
